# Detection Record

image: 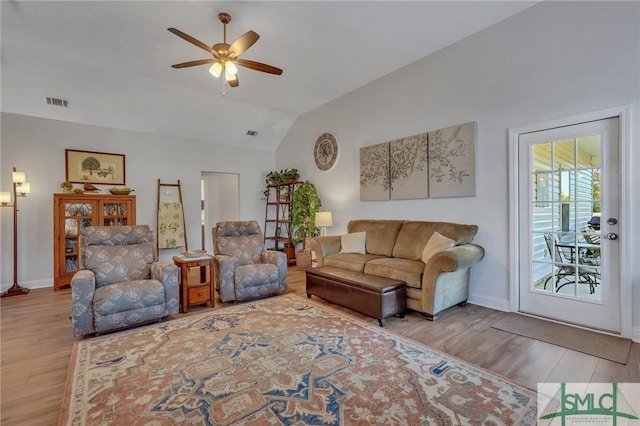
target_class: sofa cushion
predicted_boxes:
[93,279,165,315]
[325,253,386,272]
[217,233,263,264]
[348,220,404,257]
[364,257,425,288]
[340,231,366,254]
[422,232,455,263]
[392,221,439,260]
[236,263,278,288]
[84,242,154,287]
[435,222,479,245]
[392,221,478,260]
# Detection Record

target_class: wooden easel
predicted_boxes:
[157,179,187,251]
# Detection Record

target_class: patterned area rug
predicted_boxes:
[61,294,537,425]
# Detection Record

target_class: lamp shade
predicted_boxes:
[225,61,238,75]
[0,191,10,204]
[315,211,333,227]
[18,182,30,195]
[224,68,237,82]
[12,171,25,184]
[209,62,222,78]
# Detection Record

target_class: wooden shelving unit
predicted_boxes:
[53,193,136,290]
[264,181,299,264]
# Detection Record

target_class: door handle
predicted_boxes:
[606,233,618,240]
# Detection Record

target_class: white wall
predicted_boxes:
[276,2,640,330]
[0,113,275,289]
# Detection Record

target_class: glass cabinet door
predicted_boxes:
[102,201,129,226]
[63,202,93,274]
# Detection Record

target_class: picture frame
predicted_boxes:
[65,149,126,185]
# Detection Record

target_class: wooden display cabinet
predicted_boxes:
[53,193,136,290]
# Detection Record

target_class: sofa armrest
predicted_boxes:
[151,262,179,316]
[423,243,485,276]
[421,243,485,314]
[71,270,97,336]
[309,235,342,267]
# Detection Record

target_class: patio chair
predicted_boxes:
[581,231,601,261]
[543,232,600,294]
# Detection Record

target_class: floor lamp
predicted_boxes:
[1,167,31,297]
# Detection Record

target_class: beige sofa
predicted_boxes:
[308,219,484,319]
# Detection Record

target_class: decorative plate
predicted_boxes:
[109,188,133,195]
[314,132,338,171]
[181,250,206,258]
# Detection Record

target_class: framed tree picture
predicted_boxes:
[65,149,126,185]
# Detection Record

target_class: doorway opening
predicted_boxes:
[201,172,239,253]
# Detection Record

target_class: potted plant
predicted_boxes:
[263,168,300,198]
[291,181,321,268]
[60,181,73,193]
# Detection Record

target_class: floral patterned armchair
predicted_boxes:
[212,221,288,302]
[71,225,179,336]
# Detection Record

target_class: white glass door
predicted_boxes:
[518,118,620,333]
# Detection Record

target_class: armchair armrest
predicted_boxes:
[261,249,286,266]
[309,235,342,267]
[71,270,97,337]
[151,262,179,316]
[262,250,288,288]
[214,254,239,303]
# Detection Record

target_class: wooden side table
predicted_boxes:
[172,254,215,313]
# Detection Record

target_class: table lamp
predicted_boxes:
[315,211,333,236]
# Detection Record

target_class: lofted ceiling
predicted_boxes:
[1,1,537,151]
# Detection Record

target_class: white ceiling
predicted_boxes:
[1,1,537,151]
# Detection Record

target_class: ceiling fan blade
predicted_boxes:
[171,59,216,69]
[235,58,283,75]
[168,28,212,54]
[228,30,259,57]
[228,75,239,87]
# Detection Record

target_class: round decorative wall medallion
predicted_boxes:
[314,132,338,171]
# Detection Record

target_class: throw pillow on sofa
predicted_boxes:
[340,231,366,254]
[421,231,455,263]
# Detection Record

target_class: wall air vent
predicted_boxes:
[46,96,69,108]
[246,130,259,136]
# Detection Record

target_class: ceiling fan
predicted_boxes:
[168,12,283,88]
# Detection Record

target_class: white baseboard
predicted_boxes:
[1,279,52,292]
[468,293,510,312]
[632,326,640,343]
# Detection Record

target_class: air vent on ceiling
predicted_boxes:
[246,130,259,136]
[46,96,69,108]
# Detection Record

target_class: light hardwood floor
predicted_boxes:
[2,267,639,425]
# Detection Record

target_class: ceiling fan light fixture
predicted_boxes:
[209,62,222,78]
[169,12,283,89]
[224,68,237,82]
[225,61,238,75]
